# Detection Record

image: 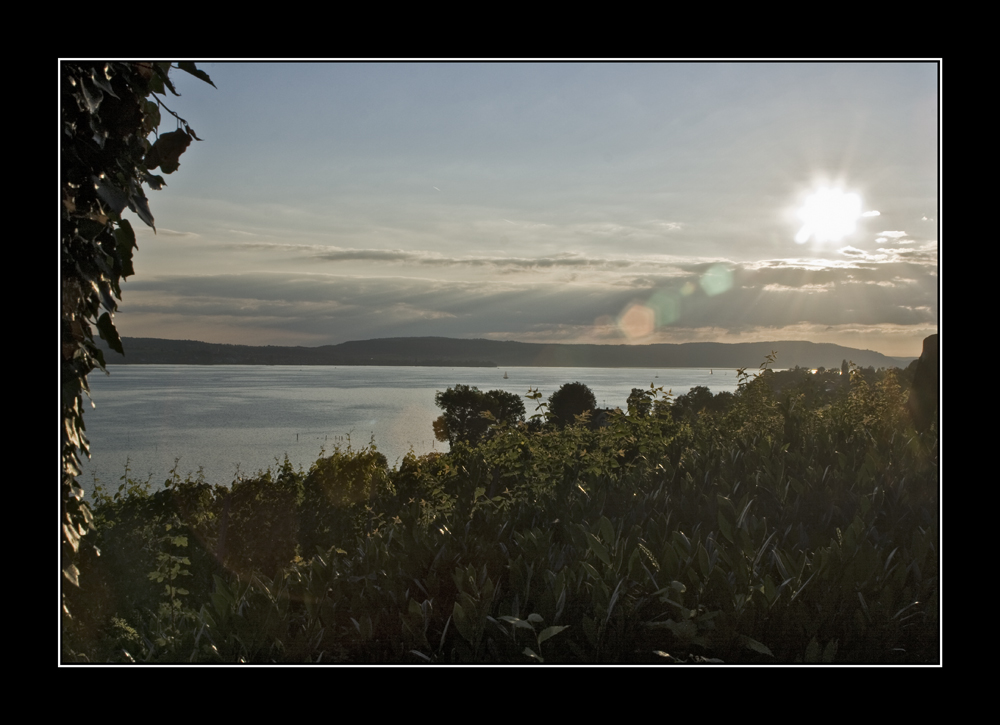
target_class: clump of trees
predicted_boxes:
[670,385,733,421]
[433,385,525,447]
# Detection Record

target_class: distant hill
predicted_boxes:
[94,336,915,370]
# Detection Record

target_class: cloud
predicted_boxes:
[227,242,704,275]
[115,251,937,357]
[761,283,834,293]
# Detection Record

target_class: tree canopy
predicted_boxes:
[626,387,654,418]
[433,385,525,447]
[548,382,597,427]
[61,61,214,608]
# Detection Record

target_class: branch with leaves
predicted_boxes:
[60,61,214,622]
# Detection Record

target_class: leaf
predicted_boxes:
[75,79,103,114]
[176,62,217,88]
[738,635,774,657]
[128,185,155,229]
[89,66,117,97]
[804,636,821,663]
[146,70,165,95]
[145,129,192,174]
[92,174,129,215]
[538,625,569,645]
[142,99,161,135]
[598,516,615,546]
[143,172,167,191]
[586,533,611,567]
[762,575,777,605]
[697,543,712,577]
[63,522,81,553]
[717,510,734,543]
[95,311,123,354]
[114,220,137,277]
[63,562,80,587]
[154,63,179,95]
[627,547,642,579]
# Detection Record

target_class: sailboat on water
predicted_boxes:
[503,371,508,379]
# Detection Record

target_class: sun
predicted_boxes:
[795,187,862,244]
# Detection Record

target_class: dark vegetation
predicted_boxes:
[433,385,526,448]
[548,382,598,428]
[61,62,214,616]
[62,354,939,664]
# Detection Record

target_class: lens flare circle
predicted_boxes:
[700,264,733,297]
[618,303,655,340]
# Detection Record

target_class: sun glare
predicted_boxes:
[795,187,862,244]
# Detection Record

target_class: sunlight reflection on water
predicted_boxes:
[79,365,739,491]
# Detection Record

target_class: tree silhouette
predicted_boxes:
[548,382,597,427]
[627,388,653,418]
[434,385,525,446]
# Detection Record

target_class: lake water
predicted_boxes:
[77,365,741,491]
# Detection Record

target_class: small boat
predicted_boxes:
[503,371,508,379]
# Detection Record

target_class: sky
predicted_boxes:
[112,61,939,359]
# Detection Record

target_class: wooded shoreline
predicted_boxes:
[96,336,913,370]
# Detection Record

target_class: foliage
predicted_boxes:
[671,385,732,421]
[69,360,938,663]
[60,62,214,620]
[548,382,598,428]
[627,387,654,418]
[299,445,391,557]
[433,385,525,447]
[224,457,306,579]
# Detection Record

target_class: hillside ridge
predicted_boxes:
[94,336,915,370]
